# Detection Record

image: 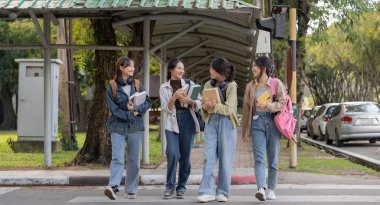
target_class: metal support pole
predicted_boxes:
[43,14,52,168]
[160,45,167,156]
[289,8,297,168]
[142,19,150,165]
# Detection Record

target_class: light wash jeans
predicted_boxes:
[108,131,142,194]
[198,114,237,198]
[165,109,195,192]
[250,112,281,190]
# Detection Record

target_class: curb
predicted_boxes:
[0,175,256,186]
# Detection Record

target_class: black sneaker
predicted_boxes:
[104,185,119,200]
[162,189,174,199]
[176,190,185,199]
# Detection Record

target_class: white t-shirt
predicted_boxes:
[122,85,131,96]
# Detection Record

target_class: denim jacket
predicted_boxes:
[106,81,152,135]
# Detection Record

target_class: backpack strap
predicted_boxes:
[134,79,140,92]
[184,79,190,85]
[110,79,117,99]
[270,78,278,96]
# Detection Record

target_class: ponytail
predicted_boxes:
[226,64,235,82]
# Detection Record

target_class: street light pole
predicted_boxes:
[289,8,297,168]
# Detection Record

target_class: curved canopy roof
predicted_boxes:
[0,0,262,99]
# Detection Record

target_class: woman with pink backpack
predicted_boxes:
[241,56,287,201]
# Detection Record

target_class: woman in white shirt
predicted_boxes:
[159,58,201,199]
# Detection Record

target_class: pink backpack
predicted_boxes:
[270,78,295,141]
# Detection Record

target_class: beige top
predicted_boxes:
[241,77,287,137]
[201,80,240,128]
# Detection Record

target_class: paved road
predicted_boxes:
[301,133,380,161]
[1,184,380,205]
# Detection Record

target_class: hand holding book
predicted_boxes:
[256,90,272,111]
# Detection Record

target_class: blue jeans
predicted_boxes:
[165,109,195,191]
[108,131,142,194]
[198,114,237,198]
[250,112,281,190]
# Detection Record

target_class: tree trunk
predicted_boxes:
[0,83,17,130]
[57,19,73,146]
[74,69,89,132]
[74,19,116,165]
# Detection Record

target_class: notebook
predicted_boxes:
[202,88,222,104]
[257,90,272,104]
[129,91,147,105]
[184,84,201,107]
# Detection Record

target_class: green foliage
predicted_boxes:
[0,20,42,88]
[305,10,380,103]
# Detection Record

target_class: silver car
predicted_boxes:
[325,102,380,147]
[311,103,339,141]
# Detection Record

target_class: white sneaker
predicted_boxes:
[255,188,266,201]
[266,189,276,200]
[216,194,228,202]
[197,194,216,203]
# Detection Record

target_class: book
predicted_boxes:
[129,91,146,105]
[187,84,201,100]
[257,90,272,104]
[184,84,201,108]
[202,88,222,104]
[181,84,189,94]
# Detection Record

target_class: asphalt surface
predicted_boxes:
[2,183,380,205]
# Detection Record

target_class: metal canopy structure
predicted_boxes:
[0,0,261,96]
[0,0,263,166]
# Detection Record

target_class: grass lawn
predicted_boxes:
[0,125,164,169]
[278,139,380,177]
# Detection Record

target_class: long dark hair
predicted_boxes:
[115,56,133,80]
[166,58,183,81]
[211,57,235,82]
[255,56,273,80]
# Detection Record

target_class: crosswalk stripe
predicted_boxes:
[0,187,20,195]
[68,195,380,203]
[96,184,380,190]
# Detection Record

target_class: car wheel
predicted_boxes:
[319,127,325,141]
[369,139,376,144]
[326,130,333,145]
[335,130,343,147]
[311,129,317,140]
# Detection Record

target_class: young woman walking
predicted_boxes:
[241,56,286,201]
[104,56,151,200]
[197,57,239,203]
[159,58,202,199]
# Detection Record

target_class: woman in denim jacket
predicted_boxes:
[104,56,151,200]
[197,58,239,203]
[159,58,201,199]
[241,56,286,201]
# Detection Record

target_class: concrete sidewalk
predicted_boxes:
[0,134,257,186]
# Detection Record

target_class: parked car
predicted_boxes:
[307,105,321,136]
[311,103,339,141]
[300,108,312,132]
[325,101,380,147]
